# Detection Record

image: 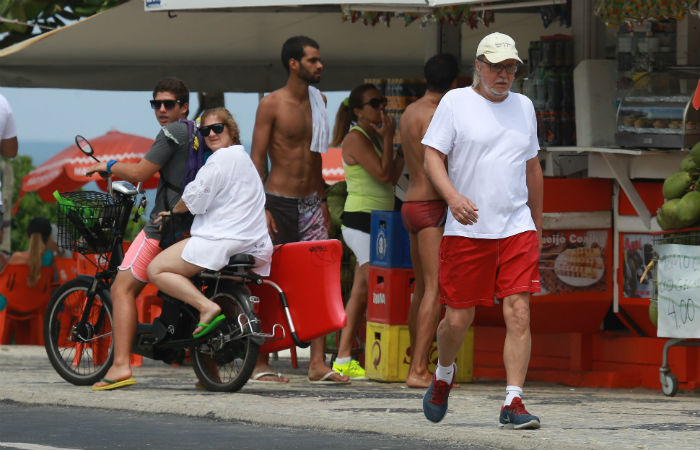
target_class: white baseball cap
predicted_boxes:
[476,32,523,64]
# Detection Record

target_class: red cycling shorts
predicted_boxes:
[438,231,540,308]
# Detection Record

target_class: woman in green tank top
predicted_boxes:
[329,83,404,379]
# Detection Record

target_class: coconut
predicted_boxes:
[656,208,670,230]
[680,155,698,173]
[660,198,683,229]
[662,171,692,199]
[677,190,700,227]
[691,140,700,166]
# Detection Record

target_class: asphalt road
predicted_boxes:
[2,346,700,450]
[0,401,493,450]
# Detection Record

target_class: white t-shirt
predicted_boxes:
[182,144,269,243]
[421,86,539,239]
[0,94,17,209]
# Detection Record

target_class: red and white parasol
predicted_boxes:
[322,147,345,185]
[15,130,157,211]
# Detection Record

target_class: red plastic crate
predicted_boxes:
[367,266,414,325]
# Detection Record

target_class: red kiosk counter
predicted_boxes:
[472,177,700,390]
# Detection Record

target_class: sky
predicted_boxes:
[0,87,349,166]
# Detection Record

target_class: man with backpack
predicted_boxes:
[86,77,197,391]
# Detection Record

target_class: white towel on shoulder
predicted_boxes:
[309,86,329,154]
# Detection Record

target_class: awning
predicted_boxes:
[142,0,495,11]
[0,0,428,92]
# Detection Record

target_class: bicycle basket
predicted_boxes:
[55,191,126,254]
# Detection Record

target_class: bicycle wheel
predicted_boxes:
[192,287,260,392]
[44,277,114,385]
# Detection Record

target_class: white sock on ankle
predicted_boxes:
[335,356,351,365]
[504,385,522,406]
[435,362,455,384]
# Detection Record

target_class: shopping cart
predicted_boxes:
[647,229,700,396]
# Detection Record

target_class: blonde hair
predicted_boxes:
[200,107,241,145]
[27,233,45,286]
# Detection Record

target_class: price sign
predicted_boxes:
[656,244,700,339]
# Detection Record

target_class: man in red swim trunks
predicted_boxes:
[400,54,459,388]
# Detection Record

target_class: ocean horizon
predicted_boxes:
[18,139,254,168]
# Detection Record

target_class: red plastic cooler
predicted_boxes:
[251,240,347,354]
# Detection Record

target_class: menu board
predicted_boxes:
[537,230,610,296]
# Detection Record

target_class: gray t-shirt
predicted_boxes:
[142,121,189,240]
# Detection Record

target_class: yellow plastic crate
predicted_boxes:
[365,321,473,382]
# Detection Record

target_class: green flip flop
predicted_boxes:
[193,314,226,338]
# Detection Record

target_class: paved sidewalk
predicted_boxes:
[1,345,698,450]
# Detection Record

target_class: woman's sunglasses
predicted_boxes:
[199,123,226,136]
[149,99,184,110]
[361,97,388,109]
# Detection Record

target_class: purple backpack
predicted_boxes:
[179,118,209,190]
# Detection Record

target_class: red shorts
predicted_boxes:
[439,231,540,308]
[401,200,447,233]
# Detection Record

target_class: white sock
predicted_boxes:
[335,356,351,365]
[504,385,522,406]
[435,362,455,384]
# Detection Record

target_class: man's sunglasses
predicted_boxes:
[477,58,519,75]
[149,99,184,110]
[199,123,226,136]
[361,97,388,109]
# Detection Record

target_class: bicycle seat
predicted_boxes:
[226,253,255,267]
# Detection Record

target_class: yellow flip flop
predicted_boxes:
[92,377,137,391]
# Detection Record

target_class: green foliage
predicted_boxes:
[11,191,56,251]
[124,211,145,243]
[9,155,56,251]
[0,1,128,49]
[9,153,150,254]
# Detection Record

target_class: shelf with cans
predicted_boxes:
[518,34,576,147]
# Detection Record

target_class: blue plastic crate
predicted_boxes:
[370,210,412,268]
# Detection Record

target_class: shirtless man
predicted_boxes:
[401,54,459,388]
[250,36,350,384]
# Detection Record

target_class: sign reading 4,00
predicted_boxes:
[663,297,696,329]
[656,244,700,339]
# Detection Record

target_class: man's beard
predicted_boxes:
[299,67,321,84]
[483,77,510,99]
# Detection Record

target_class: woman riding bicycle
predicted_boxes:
[148,107,273,337]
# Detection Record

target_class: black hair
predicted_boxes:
[425,54,459,93]
[27,217,51,243]
[152,77,189,105]
[281,36,320,73]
